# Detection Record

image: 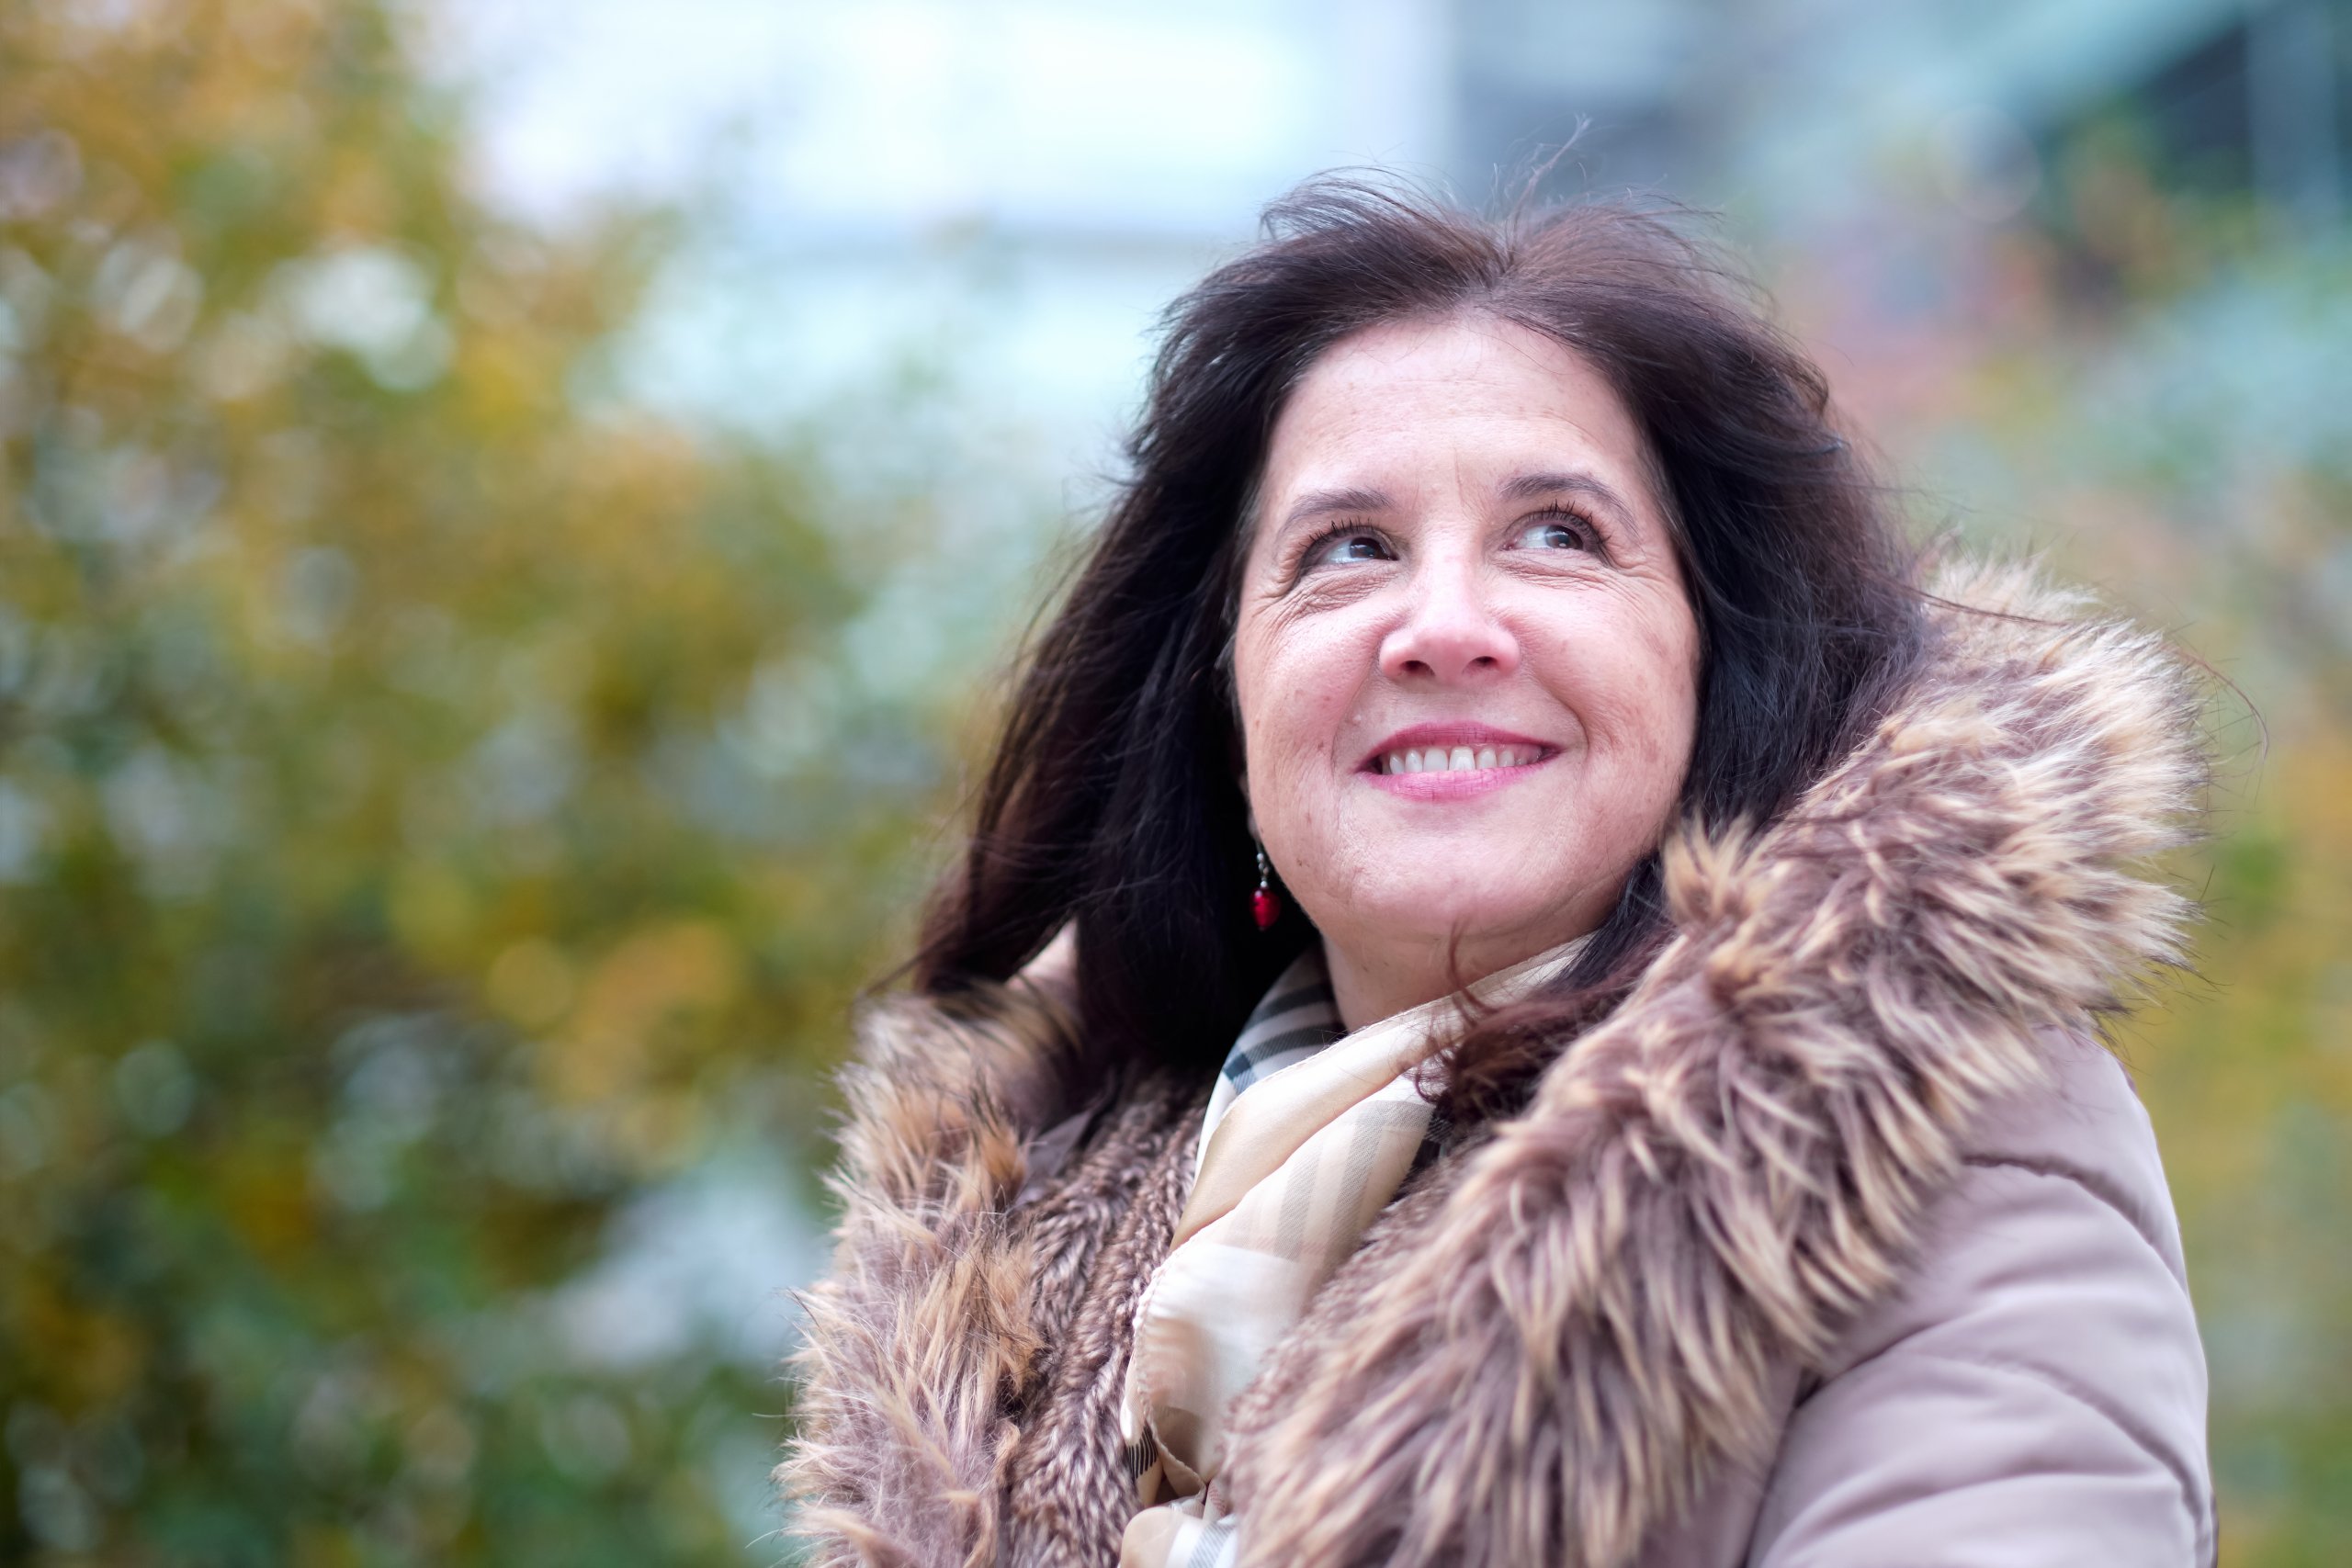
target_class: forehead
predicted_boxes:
[1261,315,1652,495]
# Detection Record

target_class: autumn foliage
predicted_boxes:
[0,2,938,1561]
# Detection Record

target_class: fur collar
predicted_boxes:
[782,561,2206,1568]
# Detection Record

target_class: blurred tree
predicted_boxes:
[0,0,941,1561]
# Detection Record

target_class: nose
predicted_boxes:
[1377,551,1519,685]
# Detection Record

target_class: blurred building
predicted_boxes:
[1448,0,2348,237]
[458,0,2346,506]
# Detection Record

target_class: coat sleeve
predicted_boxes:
[1744,1035,2216,1567]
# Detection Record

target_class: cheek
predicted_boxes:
[1233,609,1374,806]
[1544,593,1701,789]
[1631,618,1702,797]
[1630,620,1702,761]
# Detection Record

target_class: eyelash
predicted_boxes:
[1289,519,1385,575]
[1519,505,1603,552]
[1287,505,1605,580]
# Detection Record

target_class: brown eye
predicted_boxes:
[1512,513,1591,552]
[1310,530,1390,566]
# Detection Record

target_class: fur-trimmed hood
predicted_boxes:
[781,562,2212,1568]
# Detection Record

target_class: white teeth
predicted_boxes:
[1380,742,1543,775]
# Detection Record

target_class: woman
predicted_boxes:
[782,183,2215,1567]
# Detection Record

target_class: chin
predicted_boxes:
[1326,878,1560,952]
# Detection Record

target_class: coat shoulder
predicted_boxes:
[1956,1030,2192,1287]
[1746,1032,2215,1565]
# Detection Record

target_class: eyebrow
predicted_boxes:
[1499,470,1637,528]
[1275,485,1393,532]
[1269,470,1643,541]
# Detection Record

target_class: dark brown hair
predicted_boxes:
[915,178,1924,1115]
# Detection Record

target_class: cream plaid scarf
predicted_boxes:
[1116,936,1589,1567]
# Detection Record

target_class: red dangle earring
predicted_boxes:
[1250,844,1282,931]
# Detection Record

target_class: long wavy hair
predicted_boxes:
[915,178,1926,1118]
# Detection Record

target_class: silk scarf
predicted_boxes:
[1117,935,1589,1566]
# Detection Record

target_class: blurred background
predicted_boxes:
[0,0,2346,1562]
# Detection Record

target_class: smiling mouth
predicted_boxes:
[1375,743,1546,776]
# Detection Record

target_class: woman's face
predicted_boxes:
[1232,314,1701,1026]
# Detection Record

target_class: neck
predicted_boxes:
[1322,925,1595,1033]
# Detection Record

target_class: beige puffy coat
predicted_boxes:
[781,565,2216,1567]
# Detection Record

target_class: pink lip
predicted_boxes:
[1356,721,1557,802]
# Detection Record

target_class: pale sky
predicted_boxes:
[444,0,1447,235]
[435,0,1449,518]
